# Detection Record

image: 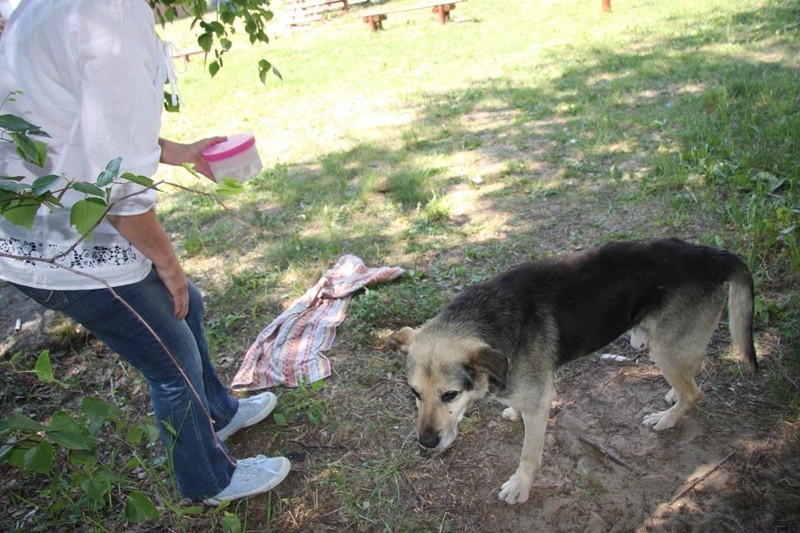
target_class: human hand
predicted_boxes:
[183,136,227,181]
[159,136,227,182]
[155,258,190,319]
[107,209,190,319]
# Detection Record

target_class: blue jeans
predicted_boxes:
[12,268,239,500]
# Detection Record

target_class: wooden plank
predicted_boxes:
[284,0,348,11]
[287,14,325,25]
[358,0,465,30]
[285,0,345,8]
[285,0,345,6]
[171,47,205,64]
[357,0,464,18]
[288,4,342,16]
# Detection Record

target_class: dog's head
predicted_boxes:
[389,324,507,453]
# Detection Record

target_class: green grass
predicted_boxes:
[2,0,799,529]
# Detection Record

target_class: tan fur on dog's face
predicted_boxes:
[390,326,506,453]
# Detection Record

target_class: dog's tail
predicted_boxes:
[728,260,758,376]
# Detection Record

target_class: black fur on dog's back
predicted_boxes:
[436,238,755,371]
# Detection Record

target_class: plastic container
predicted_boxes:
[202,133,263,182]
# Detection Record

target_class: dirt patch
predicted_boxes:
[481,341,793,532]
[0,282,59,358]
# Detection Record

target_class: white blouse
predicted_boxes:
[0,0,169,289]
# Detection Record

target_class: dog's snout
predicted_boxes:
[418,433,440,449]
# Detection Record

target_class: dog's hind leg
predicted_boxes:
[498,379,555,504]
[642,354,703,431]
[642,289,724,431]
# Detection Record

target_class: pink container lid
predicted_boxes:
[202,133,256,162]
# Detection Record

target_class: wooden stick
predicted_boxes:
[579,435,636,471]
[670,451,735,503]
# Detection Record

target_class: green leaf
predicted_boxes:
[81,397,120,437]
[258,59,271,85]
[83,478,112,506]
[5,413,47,432]
[34,349,55,383]
[145,423,160,445]
[70,197,107,236]
[222,514,243,533]
[0,435,18,464]
[165,6,177,23]
[96,157,122,187]
[0,178,24,194]
[272,412,287,427]
[81,397,120,422]
[0,113,33,132]
[38,192,63,210]
[125,491,160,522]
[126,423,144,446]
[11,133,47,167]
[198,32,213,52]
[23,440,53,474]
[120,172,154,188]
[68,448,96,469]
[209,61,221,78]
[1,197,40,229]
[91,465,117,482]
[72,181,106,197]
[209,21,225,35]
[0,113,50,136]
[178,505,205,516]
[215,177,245,196]
[31,174,62,197]
[47,412,96,450]
[7,445,29,469]
[163,91,181,113]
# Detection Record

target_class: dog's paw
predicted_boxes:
[502,407,520,422]
[642,409,678,431]
[664,387,677,405]
[498,473,531,504]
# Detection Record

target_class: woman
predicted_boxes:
[0,0,290,503]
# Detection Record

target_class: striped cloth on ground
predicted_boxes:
[231,255,405,390]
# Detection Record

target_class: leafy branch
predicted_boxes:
[149,0,281,84]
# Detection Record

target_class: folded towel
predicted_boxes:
[231,255,405,390]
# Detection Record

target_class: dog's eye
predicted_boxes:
[441,391,459,403]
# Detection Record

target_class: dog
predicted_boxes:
[389,238,757,504]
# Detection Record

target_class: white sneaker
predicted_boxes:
[216,392,278,442]
[203,456,291,505]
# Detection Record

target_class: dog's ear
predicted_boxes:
[388,326,418,356]
[467,345,508,391]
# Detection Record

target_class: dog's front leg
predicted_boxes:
[498,384,554,504]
